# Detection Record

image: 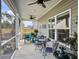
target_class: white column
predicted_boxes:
[15,14,19,49]
[37,22,41,35]
[69,9,71,37]
[20,20,22,40]
[55,16,57,41]
[55,29,57,41]
[33,20,38,29]
[0,14,2,55]
[47,21,49,38]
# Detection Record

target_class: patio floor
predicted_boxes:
[13,40,57,59]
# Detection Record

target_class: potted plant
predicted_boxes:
[31,32,36,43]
[34,29,38,36]
[69,32,77,56]
[69,32,77,50]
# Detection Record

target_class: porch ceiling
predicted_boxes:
[4,0,62,20]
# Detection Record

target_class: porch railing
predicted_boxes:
[1,32,21,59]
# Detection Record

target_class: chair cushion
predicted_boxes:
[45,47,53,53]
[45,41,59,53]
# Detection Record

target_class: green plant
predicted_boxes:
[31,33,35,37]
[34,29,38,33]
[69,32,77,50]
[31,32,36,43]
[34,29,38,37]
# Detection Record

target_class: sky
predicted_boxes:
[23,21,33,27]
[1,0,14,16]
[1,0,9,12]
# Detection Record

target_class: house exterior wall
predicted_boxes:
[38,0,78,37]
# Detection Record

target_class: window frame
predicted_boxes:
[48,9,71,48]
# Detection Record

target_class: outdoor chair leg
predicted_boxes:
[42,48,47,56]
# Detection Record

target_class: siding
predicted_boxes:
[38,0,78,36]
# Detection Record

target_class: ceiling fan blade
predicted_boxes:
[28,1,37,5]
[42,3,46,8]
[37,0,43,3]
[43,0,50,2]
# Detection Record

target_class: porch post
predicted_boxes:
[55,16,57,41]
[0,0,1,55]
[20,20,22,40]
[15,13,20,49]
[55,29,57,41]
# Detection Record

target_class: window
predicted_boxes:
[48,18,55,29]
[49,29,55,39]
[42,24,47,29]
[48,9,71,43]
[56,11,70,43]
[23,21,34,28]
[48,17,55,39]
[57,29,69,43]
[57,12,69,28]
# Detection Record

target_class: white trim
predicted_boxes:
[69,9,72,37]
[10,50,17,59]
[55,16,57,40]
[56,9,71,16]
[56,9,71,48]
[15,15,20,48]
[1,33,21,46]
[20,25,22,40]
[48,9,71,47]
[47,20,49,38]
[1,36,16,46]
[49,9,71,19]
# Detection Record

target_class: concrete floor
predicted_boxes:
[1,53,13,59]
[14,40,57,59]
